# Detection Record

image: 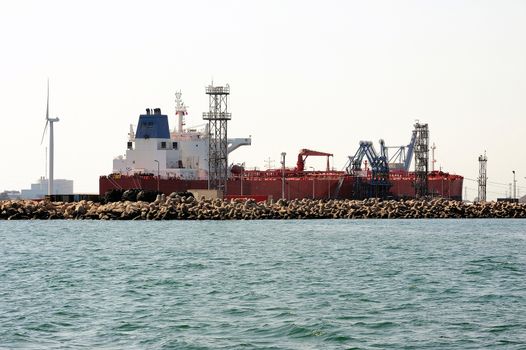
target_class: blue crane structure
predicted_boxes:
[382,129,417,172]
[345,127,419,198]
[347,140,390,198]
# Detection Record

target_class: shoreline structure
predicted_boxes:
[1,193,525,220]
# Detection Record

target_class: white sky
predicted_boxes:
[0,0,525,200]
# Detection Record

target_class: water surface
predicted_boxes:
[1,220,525,349]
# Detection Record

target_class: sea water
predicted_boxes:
[1,220,525,349]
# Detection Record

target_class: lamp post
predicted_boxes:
[154,160,160,192]
[240,169,244,196]
[309,166,315,199]
[281,152,286,199]
[512,170,517,199]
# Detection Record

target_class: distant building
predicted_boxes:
[20,177,74,199]
[520,195,526,204]
[0,190,21,200]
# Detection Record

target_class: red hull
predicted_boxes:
[100,171,463,200]
[388,172,464,200]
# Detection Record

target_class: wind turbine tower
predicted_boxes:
[40,80,60,196]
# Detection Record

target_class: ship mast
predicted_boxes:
[128,124,135,141]
[175,91,187,133]
[431,142,436,172]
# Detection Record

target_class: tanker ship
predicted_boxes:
[100,87,463,200]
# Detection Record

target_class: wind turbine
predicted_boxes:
[40,80,60,196]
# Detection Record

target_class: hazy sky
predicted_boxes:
[1,0,525,200]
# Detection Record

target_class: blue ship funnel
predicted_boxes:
[135,108,170,139]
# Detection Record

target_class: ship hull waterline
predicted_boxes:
[100,173,463,201]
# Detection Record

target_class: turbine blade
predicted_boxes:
[46,79,49,120]
[40,120,49,145]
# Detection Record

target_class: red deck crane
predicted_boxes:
[296,149,333,172]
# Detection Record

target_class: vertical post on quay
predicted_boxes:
[154,160,160,192]
[281,152,286,200]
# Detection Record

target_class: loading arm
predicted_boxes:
[227,137,252,154]
[347,141,389,175]
[404,130,417,171]
[348,141,373,172]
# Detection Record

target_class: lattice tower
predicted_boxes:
[478,153,487,202]
[202,84,231,193]
[414,122,429,198]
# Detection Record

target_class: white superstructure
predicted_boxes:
[112,92,251,180]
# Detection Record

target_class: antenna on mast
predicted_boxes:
[128,124,135,141]
[175,90,188,133]
[264,157,275,170]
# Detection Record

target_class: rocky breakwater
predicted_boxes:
[1,195,526,220]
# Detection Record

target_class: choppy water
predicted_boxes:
[1,220,525,349]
